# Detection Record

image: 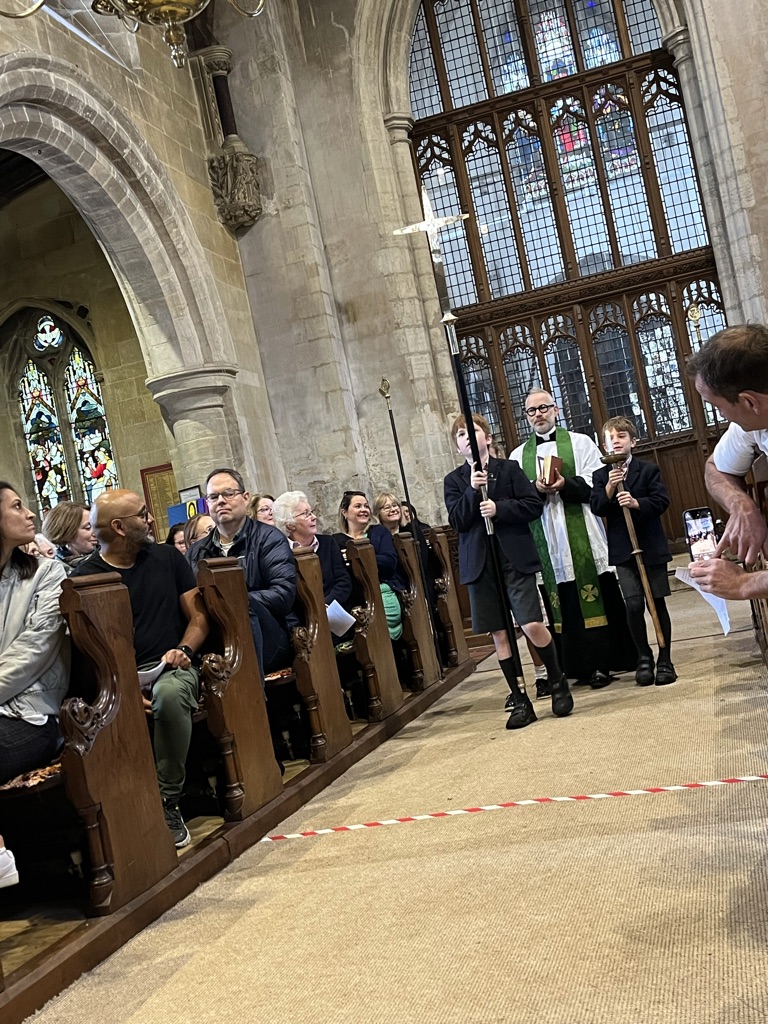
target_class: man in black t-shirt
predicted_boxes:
[72,490,209,849]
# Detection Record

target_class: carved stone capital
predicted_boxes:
[384,111,414,145]
[663,26,692,68]
[145,363,239,421]
[208,138,262,234]
[200,45,233,78]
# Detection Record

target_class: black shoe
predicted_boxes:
[163,799,191,849]
[635,656,655,686]
[505,694,537,730]
[589,670,612,690]
[655,660,677,685]
[550,674,574,717]
[535,678,552,700]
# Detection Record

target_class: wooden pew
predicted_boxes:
[195,557,284,816]
[427,526,471,668]
[393,532,442,690]
[292,547,353,760]
[345,538,405,720]
[58,573,178,915]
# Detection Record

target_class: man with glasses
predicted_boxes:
[188,468,296,679]
[510,390,635,689]
[71,490,210,849]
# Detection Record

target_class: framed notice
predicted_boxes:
[179,484,201,503]
[140,463,178,539]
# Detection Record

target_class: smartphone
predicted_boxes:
[683,507,717,561]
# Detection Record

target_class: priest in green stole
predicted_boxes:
[510,389,636,686]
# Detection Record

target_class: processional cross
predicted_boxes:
[392,188,525,684]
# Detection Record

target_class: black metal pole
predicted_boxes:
[442,313,525,686]
[378,379,444,673]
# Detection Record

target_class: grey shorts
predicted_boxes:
[616,561,670,602]
[468,555,543,633]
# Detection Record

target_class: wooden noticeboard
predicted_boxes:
[140,463,178,540]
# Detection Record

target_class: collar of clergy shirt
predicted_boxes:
[534,429,557,446]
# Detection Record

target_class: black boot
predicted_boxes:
[635,656,655,686]
[655,649,677,685]
[505,692,537,730]
[549,674,574,717]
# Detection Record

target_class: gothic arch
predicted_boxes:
[0,52,237,379]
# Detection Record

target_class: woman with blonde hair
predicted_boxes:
[42,500,98,574]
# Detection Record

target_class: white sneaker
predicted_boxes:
[0,846,19,888]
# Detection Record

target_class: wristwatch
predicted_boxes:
[176,645,194,660]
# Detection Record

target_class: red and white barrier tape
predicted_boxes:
[260,773,768,843]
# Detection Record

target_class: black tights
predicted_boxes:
[625,595,671,660]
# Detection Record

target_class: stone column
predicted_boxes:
[146,364,240,488]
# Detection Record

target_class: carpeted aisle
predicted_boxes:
[28,586,768,1024]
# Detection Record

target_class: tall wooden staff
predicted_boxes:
[601,451,665,648]
[393,189,525,687]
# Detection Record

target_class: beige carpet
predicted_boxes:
[28,586,768,1024]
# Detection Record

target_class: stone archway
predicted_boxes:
[0,52,246,484]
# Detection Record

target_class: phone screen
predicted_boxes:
[683,508,717,561]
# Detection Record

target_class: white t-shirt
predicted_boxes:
[712,422,768,476]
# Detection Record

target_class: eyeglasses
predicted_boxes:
[206,489,243,504]
[295,508,317,520]
[257,505,273,515]
[380,503,400,513]
[122,507,150,521]
[525,403,555,417]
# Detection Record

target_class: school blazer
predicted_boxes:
[444,456,545,585]
[590,457,671,566]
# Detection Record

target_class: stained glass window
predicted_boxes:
[17,314,118,515]
[18,360,71,514]
[65,347,118,503]
[459,334,502,438]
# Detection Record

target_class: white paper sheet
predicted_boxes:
[326,600,356,638]
[674,567,731,635]
[137,660,167,691]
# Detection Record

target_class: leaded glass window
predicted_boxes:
[16,312,118,514]
[18,360,71,513]
[459,334,502,438]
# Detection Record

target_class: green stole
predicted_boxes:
[522,427,607,632]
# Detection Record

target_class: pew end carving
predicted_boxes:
[59,574,178,916]
[291,548,353,761]
[196,558,284,818]
[345,539,405,720]
[393,533,442,690]
[427,527,471,668]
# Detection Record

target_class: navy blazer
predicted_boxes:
[590,457,671,566]
[444,456,544,585]
[316,534,353,607]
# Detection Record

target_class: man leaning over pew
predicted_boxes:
[72,490,209,849]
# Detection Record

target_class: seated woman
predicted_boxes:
[165,522,187,555]
[273,491,352,609]
[182,512,215,554]
[334,491,406,642]
[42,500,99,574]
[0,482,70,785]
[247,493,275,525]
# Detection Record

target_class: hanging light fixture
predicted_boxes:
[0,0,265,68]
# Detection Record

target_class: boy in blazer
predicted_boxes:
[590,416,676,686]
[444,413,573,729]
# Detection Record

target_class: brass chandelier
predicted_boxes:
[0,0,265,67]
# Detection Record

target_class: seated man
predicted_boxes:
[188,469,297,677]
[72,490,209,849]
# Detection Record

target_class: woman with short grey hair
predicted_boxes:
[273,490,351,609]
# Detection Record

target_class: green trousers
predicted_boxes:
[144,665,200,802]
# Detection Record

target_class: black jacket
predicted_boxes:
[316,534,353,607]
[444,456,545,585]
[590,458,671,566]
[332,524,408,592]
[188,515,297,625]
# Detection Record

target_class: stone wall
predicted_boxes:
[0,181,171,509]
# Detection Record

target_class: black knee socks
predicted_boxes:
[654,597,673,660]
[532,640,562,683]
[625,600,653,659]
[499,656,524,696]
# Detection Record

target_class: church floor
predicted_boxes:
[20,584,768,1023]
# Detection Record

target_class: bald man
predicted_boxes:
[71,490,209,849]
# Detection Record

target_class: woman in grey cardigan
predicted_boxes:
[0,482,70,784]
